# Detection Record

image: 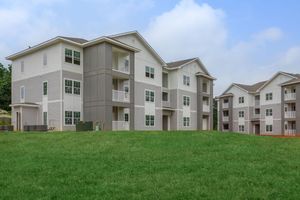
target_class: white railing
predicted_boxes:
[112,121,129,130]
[112,66,129,74]
[112,90,129,102]
[223,103,229,109]
[253,114,260,119]
[284,129,296,136]
[285,111,296,118]
[284,93,296,101]
[203,104,210,112]
[223,116,229,121]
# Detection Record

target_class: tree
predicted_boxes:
[213,98,218,130]
[0,63,11,111]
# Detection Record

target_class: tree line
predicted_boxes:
[0,63,11,111]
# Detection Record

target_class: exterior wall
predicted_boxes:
[134,81,162,130]
[297,84,300,134]
[260,104,282,135]
[232,107,250,133]
[12,43,62,82]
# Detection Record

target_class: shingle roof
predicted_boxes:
[166,58,196,68]
[235,81,267,93]
[281,77,300,86]
[59,36,88,44]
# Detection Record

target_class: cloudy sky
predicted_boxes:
[1,0,300,95]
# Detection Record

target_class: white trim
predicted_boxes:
[144,114,155,127]
[20,86,25,103]
[43,81,48,96]
[144,89,155,103]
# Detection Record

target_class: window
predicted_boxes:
[266,125,273,132]
[266,93,273,101]
[183,75,190,86]
[43,53,47,66]
[73,51,80,65]
[202,82,208,93]
[124,86,129,93]
[162,92,168,101]
[223,124,229,130]
[43,82,48,96]
[145,90,155,102]
[145,66,154,79]
[183,96,190,106]
[145,115,155,126]
[65,79,73,94]
[255,109,260,114]
[239,125,245,132]
[124,113,129,122]
[73,112,80,125]
[183,117,190,127]
[20,86,25,102]
[43,112,48,125]
[239,111,244,118]
[223,110,229,117]
[65,111,73,125]
[125,59,129,70]
[239,97,244,104]
[65,48,72,63]
[266,109,273,116]
[73,81,80,95]
[223,99,229,103]
[21,61,24,73]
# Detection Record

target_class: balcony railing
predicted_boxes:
[284,129,296,136]
[112,90,129,102]
[255,100,260,106]
[203,104,210,112]
[285,111,296,118]
[223,103,229,109]
[112,66,129,74]
[112,121,129,130]
[223,116,229,121]
[253,114,260,119]
[284,93,296,101]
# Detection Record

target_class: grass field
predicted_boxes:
[1,131,300,199]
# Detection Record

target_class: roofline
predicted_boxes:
[108,31,167,66]
[257,71,298,91]
[10,103,39,108]
[165,58,198,70]
[195,72,216,80]
[215,93,234,100]
[221,83,249,96]
[281,79,300,86]
[6,35,140,61]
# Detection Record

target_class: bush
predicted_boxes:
[76,121,94,132]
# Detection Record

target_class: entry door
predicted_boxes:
[255,124,260,135]
[162,115,168,131]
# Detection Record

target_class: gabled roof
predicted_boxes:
[166,58,196,68]
[6,35,140,60]
[109,31,167,66]
[281,77,300,86]
[165,57,212,77]
[235,81,267,93]
[59,36,88,44]
[257,71,299,91]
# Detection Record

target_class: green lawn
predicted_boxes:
[1,131,300,199]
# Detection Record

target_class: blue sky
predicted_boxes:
[1,0,300,94]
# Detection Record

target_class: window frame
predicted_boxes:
[20,86,25,103]
[145,66,155,79]
[238,111,245,118]
[266,93,273,101]
[238,96,244,104]
[183,117,190,127]
[73,51,80,65]
[73,111,81,125]
[145,115,155,127]
[266,108,273,116]
[145,90,155,103]
[65,48,73,63]
[43,81,48,96]
[183,95,190,106]
[73,81,81,95]
[238,125,245,132]
[266,125,273,132]
[65,79,73,94]
[65,111,73,125]
[183,75,190,86]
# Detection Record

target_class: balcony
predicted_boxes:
[223,116,229,122]
[112,121,129,130]
[255,100,260,107]
[112,66,129,74]
[112,90,129,102]
[285,111,296,118]
[253,114,260,119]
[203,104,210,112]
[284,93,296,101]
[284,129,296,136]
[223,103,229,109]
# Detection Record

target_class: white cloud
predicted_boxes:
[144,0,297,95]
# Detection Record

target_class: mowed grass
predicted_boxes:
[1,131,300,199]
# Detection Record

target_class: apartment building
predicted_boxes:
[217,72,300,136]
[7,31,215,131]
